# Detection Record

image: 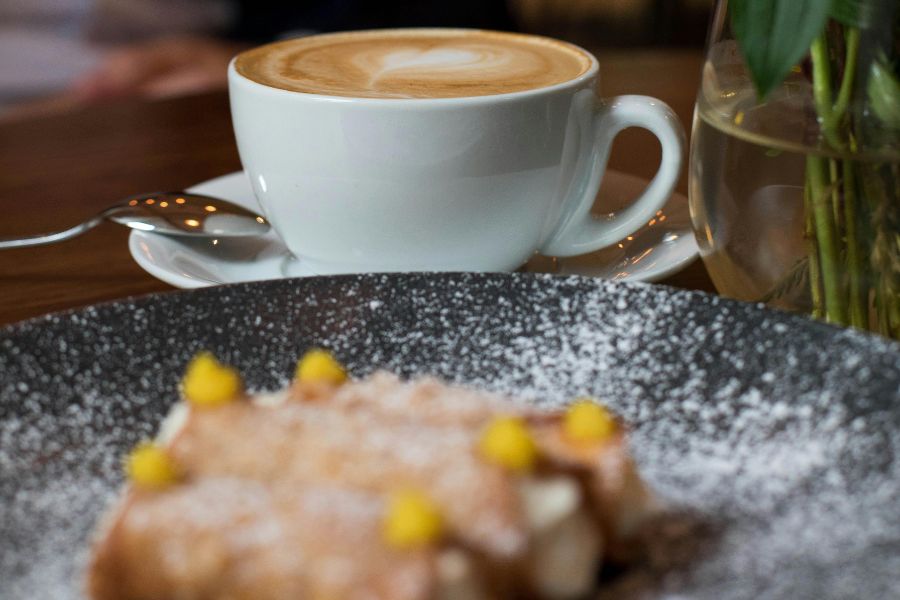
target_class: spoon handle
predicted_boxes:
[0,215,105,249]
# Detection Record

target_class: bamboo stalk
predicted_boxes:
[806,155,847,323]
[829,28,860,137]
[842,160,867,328]
[805,183,825,319]
[829,158,843,238]
[811,35,841,149]
[808,32,850,325]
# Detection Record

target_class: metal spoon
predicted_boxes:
[0,192,270,249]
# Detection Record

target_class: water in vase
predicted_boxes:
[690,85,900,317]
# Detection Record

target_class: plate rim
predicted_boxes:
[4,272,899,357]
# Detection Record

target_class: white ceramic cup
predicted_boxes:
[228,30,685,275]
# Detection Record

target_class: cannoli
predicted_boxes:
[87,350,653,599]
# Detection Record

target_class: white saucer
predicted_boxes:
[129,171,698,289]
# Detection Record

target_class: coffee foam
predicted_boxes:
[234,29,592,99]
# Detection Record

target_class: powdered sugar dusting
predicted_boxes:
[2,273,899,599]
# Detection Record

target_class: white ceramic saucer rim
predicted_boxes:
[129,171,698,288]
[601,239,697,282]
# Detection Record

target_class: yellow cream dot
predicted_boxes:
[182,352,242,407]
[125,442,178,489]
[564,399,618,443]
[479,416,537,472]
[295,349,347,385]
[383,490,443,549]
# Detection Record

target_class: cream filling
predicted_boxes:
[156,402,190,445]
[250,390,289,407]
[520,477,604,599]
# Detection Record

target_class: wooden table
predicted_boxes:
[0,49,710,327]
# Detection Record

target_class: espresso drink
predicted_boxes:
[234,29,592,99]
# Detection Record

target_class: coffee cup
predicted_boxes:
[228,28,685,274]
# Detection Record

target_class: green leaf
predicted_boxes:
[730,0,832,99]
[868,56,900,129]
[829,0,875,28]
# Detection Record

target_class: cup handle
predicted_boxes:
[540,94,685,257]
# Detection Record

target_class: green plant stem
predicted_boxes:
[811,35,840,149]
[825,29,860,253]
[812,29,860,150]
[807,155,847,324]
[830,28,860,135]
[829,159,843,233]
[842,160,867,328]
[807,30,853,326]
[805,185,825,319]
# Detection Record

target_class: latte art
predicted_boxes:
[235,29,592,99]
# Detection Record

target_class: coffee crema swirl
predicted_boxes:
[234,29,592,99]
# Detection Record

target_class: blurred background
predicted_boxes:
[1,0,712,121]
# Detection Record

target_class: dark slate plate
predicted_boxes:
[1,273,899,599]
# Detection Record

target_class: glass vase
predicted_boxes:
[689,0,900,338]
